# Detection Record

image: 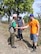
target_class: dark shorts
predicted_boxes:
[30,34,38,43]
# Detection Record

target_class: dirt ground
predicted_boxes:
[0,22,41,54]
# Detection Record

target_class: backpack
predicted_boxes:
[9,27,14,34]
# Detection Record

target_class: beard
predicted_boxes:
[30,19,32,21]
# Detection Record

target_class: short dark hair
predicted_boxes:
[13,17,14,19]
[19,16,22,19]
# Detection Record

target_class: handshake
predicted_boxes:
[15,27,24,30]
[15,26,28,30]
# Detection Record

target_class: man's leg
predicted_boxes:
[33,42,37,49]
[11,33,14,46]
[11,33,16,48]
[9,34,11,44]
[19,29,23,40]
[8,33,11,44]
[33,34,38,51]
[17,29,20,38]
[20,34,23,39]
[32,42,38,51]
[30,34,34,48]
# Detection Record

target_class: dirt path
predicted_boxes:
[0,22,41,54]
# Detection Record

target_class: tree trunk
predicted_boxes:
[8,10,11,23]
[8,16,10,23]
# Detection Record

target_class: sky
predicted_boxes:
[20,0,41,17]
[33,0,41,17]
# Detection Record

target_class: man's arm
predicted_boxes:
[36,22,40,36]
[15,25,29,29]
[22,19,25,26]
[37,24,40,33]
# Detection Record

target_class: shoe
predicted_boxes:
[19,38,23,41]
[32,46,33,48]
[8,42,11,45]
[11,46,16,48]
[19,38,21,40]
[35,46,37,49]
[21,39,23,41]
[33,46,37,51]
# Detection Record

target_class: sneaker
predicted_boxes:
[19,38,23,41]
[35,46,37,49]
[8,42,11,45]
[32,46,33,48]
[11,46,16,48]
[33,47,37,51]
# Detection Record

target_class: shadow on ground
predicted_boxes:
[23,39,32,48]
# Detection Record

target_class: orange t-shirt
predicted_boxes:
[28,19,39,34]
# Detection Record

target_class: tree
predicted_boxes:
[23,15,29,23]
[3,0,34,22]
[3,0,34,13]
[0,2,4,15]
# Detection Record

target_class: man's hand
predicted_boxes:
[15,27,20,29]
[36,33,39,36]
[19,27,23,30]
[15,25,29,29]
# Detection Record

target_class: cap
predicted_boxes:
[29,14,34,17]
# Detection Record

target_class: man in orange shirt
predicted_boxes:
[16,14,40,51]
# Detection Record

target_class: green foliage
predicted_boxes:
[3,0,34,13]
[3,0,34,23]
[0,3,4,15]
[23,15,29,23]
[35,18,41,24]
[0,10,4,16]
[38,18,41,23]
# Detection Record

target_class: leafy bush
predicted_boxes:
[0,11,4,16]
[23,15,29,23]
